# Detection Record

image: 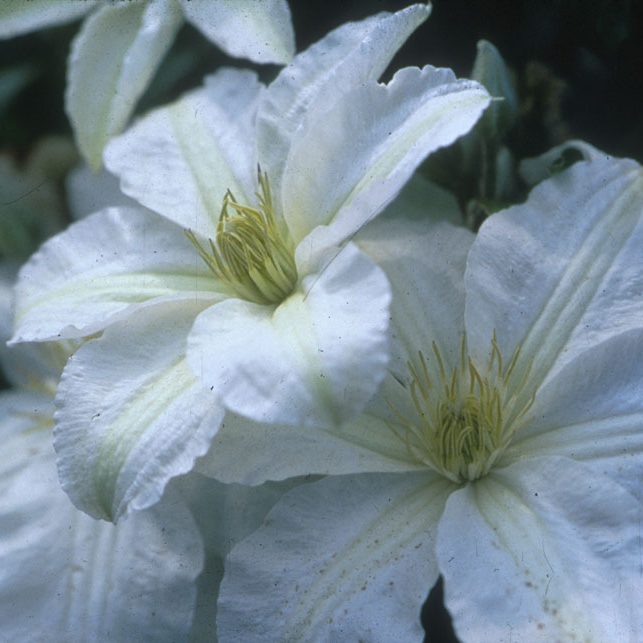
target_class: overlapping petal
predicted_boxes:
[0,0,94,39]
[187,242,391,427]
[96,8,489,431]
[104,68,262,238]
[2,0,294,168]
[0,422,202,642]
[54,302,223,521]
[257,3,432,193]
[0,322,204,638]
[282,65,490,247]
[218,472,449,642]
[194,200,471,483]
[356,181,472,378]
[178,0,295,65]
[465,158,643,400]
[11,4,490,520]
[507,329,643,499]
[177,474,304,640]
[66,0,183,169]
[11,207,222,343]
[437,458,641,641]
[196,411,420,485]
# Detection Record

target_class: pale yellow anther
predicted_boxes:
[390,335,534,483]
[186,170,297,305]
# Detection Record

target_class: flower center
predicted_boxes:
[186,171,297,305]
[390,335,534,483]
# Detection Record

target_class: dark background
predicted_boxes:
[295,0,643,163]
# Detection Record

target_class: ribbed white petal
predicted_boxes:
[177,474,302,641]
[258,4,431,197]
[283,65,489,247]
[356,180,472,380]
[66,0,182,169]
[218,472,448,642]
[104,68,262,238]
[465,158,643,402]
[179,0,294,64]
[508,329,643,500]
[54,301,223,521]
[196,411,421,484]
[437,457,642,641]
[11,207,221,344]
[0,425,202,642]
[187,242,390,427]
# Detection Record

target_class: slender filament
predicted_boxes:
[186,170,297,305]
[389,335,534,483]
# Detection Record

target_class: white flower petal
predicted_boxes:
[508,329,643,500]
[104,68,262,238]
[11,207,221,344]
[66,0,183,169]
[54,301,223,522]
[437,457,641,641]
[283,65,489,246]
[519,139,611,187]
[465,158,643,398]
[178,473,299,562]
[0,389,52,439]
[3,266,76,392]
[187,242,391,427]
[346,185,473,428]
[66,164,138,220]
[218,472,449,642]
[0,425,202,642]
[356,185,472,379]
[258,3,431,194]
[0,0,95,39]
[196,411,421,485]
[179,0,294,65]
[177,474,301,641]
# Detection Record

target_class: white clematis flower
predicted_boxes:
[215,157,643,641]
[1,273,300,641]
[0,0,295,168]
[10,5,490,521]
[0,292,203,641]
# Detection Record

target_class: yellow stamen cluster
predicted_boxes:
[186,171,297,305]
[391,335,534,483]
